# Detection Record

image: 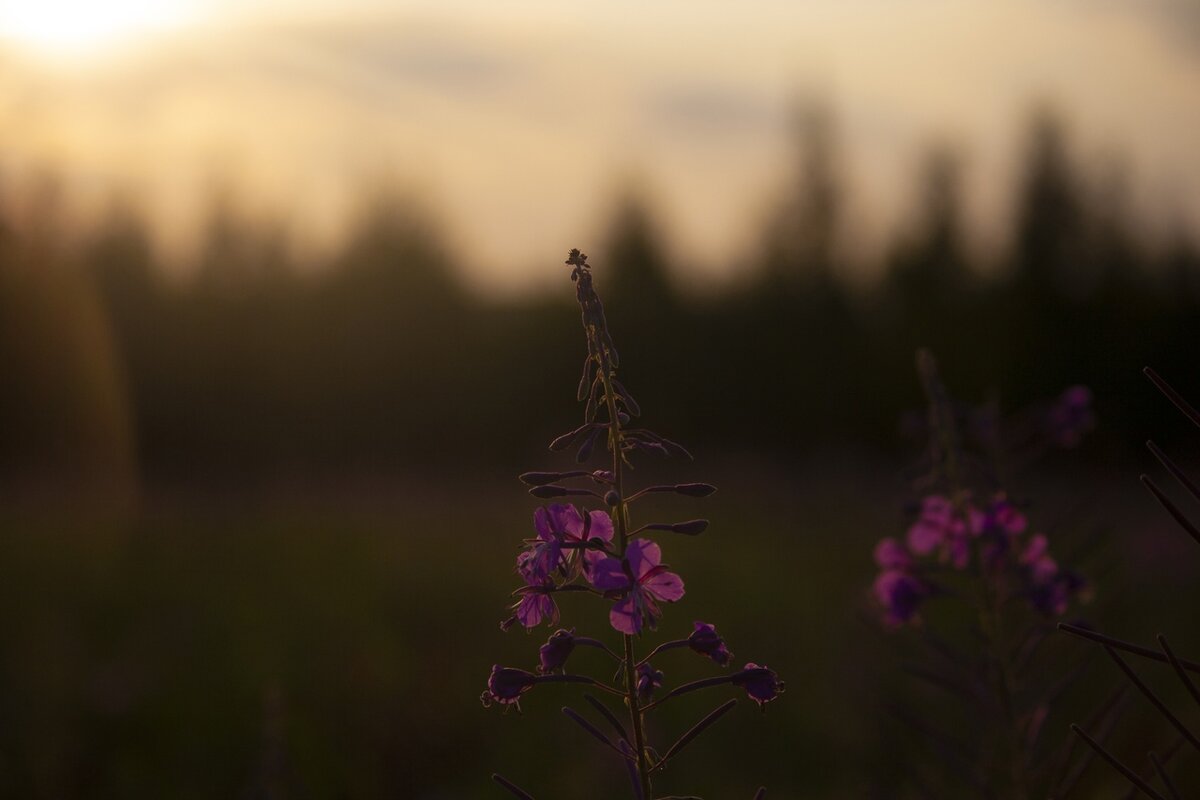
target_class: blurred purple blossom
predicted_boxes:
[906,495,972,569]
[873,569,928,628]
[1045,385,1095,448]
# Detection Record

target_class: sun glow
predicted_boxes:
[0,1,197,54]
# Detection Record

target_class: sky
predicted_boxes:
[0,0,1198,293]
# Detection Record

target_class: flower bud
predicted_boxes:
[636,662,664,701]
[519,471,586,486]
[604,490,620,506]
[688,621,733,666]
[482,665,538,707]
[731,663,785,707]
[538,628,577,673]
[529,485,591,498]
[673,483,717,497]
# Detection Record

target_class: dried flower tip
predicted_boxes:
[499,615,519,632]
[519,470,587,486]
[566,248,588,268]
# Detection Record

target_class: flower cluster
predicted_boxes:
[867,350,1098,797]
[482,250,781,800]
[873,492,1087,626]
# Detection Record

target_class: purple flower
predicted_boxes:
[873,569,927,628]
[970,495,1027,537]
[1018,533,1088,615]
[1046,385,1095,448]
[906,495,971,568]
[518,504,614,582]
[481,665,537,707]
[873,537,911,570]
[732,663,784,707]
[511,575,559,629]
[1027,570,1086,617]
[636,662,663,701]
[972,494,1028,569]
[1019,534,1058,583]
[688,621,733,667]
[538,628,576,673]
[590,538,685,634]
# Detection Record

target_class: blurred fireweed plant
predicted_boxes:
[870,350,1095,797]
[1057,368,1200,799]
[481,250,782,800]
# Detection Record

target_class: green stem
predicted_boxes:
[599,361,653,799]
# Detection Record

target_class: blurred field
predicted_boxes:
[2,451,1199,798]
[1,20,1199,794]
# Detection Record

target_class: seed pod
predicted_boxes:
[576,427,602,463]
[529,485,594,499]
[519,471,587,486]
[674,483,717,497]
[576,356,593,402]
[550,422,598,452]
[612,378,641,417]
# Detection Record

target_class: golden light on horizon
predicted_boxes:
[0,0,197,54]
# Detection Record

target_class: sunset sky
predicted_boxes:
[1,0,1198,293]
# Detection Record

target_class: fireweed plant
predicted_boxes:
[1058,368,1200,799]
[481,250,782,800]
[870,350,1096,797]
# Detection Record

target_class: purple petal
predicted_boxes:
[516,593,557,628]
[519,540,563,582]
[641,567,685,602]
[625,538,662,580]
[873,538,910,569]
[587,510,614,543]
[589,556,631,591]
[549,503,582,535]
[533,506,554,540]
[609,594,641,634]
[907,519,944,555]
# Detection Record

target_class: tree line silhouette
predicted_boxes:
[0,107,1197,492]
